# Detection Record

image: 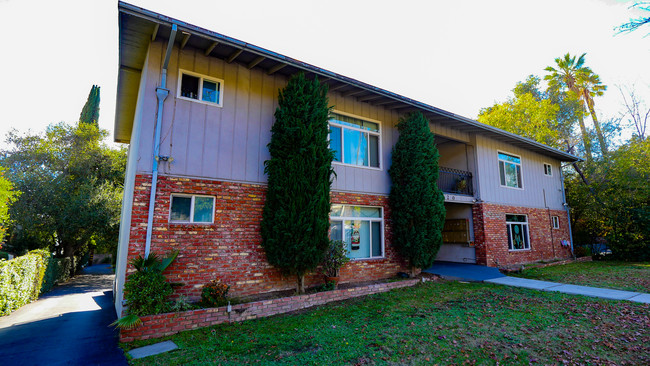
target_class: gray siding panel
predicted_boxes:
[475,135,565,210]
[135,41,565,204]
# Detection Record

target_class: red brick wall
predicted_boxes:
[120,278,421,342]
[126,174,409,306]
[472,202,572,267]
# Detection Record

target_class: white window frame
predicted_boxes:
[330,205,384,260]
[506,214,530,251]
[176,69,224,107]
[551,215,560,229]
[329,110,382,171]
[169,194,216,224]
[498,151,524,190]
[543,163,553,177]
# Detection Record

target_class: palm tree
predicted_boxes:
[544,53,608,159]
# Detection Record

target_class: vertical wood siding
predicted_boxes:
[134,41,564,203]
[475,135,565,210]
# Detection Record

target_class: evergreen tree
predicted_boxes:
[79,85,100,126]
[389,112,445,273]
[261,74,334,293]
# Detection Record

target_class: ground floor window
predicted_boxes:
[169,194,215,223]
[551,216,560,229]
[506,214,530,250]
[330,205,383,259]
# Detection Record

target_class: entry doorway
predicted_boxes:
[436,202,476,263]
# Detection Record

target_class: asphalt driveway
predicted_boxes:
[0,264,128,366]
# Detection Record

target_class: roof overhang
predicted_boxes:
[115,1,581,162]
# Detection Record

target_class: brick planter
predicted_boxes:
[120,278,421,342]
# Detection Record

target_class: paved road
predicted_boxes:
[0,264,128,366]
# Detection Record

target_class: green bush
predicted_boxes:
[0,251,9,260]
[41,257,73,293]
[0,249,49,316]
[201,279,230,307]
[124,270,173,316]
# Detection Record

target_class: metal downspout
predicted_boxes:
[144,24,177,258]
[560,166,575,258]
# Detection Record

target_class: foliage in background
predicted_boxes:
[0,122,126,263]
[200,279,230,307]
[261,74,334,294]
[389,112,445,272]
[478,75,582,151]
[79,85,101,126]
[0,249,48,315]
[0,168,19,244]
[566,137,650,260]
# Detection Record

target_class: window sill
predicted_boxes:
[168,221,215,225]
[349,256,385,261]
[333,162,382,171]
[499,184,524,190]
[508,248,531,252]
[176,96,223,108]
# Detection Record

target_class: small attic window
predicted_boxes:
[177,69,223,107]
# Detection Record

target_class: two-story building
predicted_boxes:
[114,2,579,316]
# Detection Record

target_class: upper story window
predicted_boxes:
[498,152,523,189]
[543,163,553,176]
[169,194,215,223]
[329,205,383,260]
[329,112,381,169]
[177,69,223,107]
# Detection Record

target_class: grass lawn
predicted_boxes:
[513,261,650,293]
[123,281,650,365]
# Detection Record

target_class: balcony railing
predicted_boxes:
[438,167,473,196]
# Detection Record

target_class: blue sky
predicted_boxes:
[0,0,647,147]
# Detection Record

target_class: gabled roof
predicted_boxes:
[115,1,581,162]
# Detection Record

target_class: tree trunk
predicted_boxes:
[576,115,593,162]
[587,103,608,157]
[297,274,305,294]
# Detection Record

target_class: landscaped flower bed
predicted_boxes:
[120,277,421,342]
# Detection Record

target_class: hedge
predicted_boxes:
[0,250,79,316]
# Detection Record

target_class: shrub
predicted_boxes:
[261,73,334,294]
[573,245,592,258]
[0,249,48,315]
[123,270,173,316]
[322,240,349,277]
[201,279,230,307]
[389,112,445,272]
[0,251,9,260]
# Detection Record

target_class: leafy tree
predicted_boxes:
[478,76,582,150]
[0,168,19,244]
[1,123,126,264]
[79,85,100,126]
[389,112,445,273]
[261,74,334,294]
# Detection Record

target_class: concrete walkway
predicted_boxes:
[425,261,650,304]
[0,264,128,366]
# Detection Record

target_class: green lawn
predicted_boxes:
[123,281,650,365]
[513,261,650,293]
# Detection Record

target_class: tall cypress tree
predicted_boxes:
[261,73,334,294]
[79,85,100,126]
[389,112,445,273]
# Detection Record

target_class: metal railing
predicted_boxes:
[438,167,473,196]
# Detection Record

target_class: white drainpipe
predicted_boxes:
[144,24,177,258]
[559,166,575,257]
